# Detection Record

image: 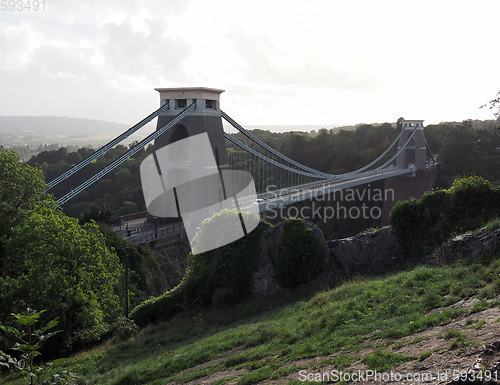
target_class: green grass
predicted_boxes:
[418,351,433,361]
[2,254,500,385]
[484,217,500,232]
[362,349,413,371]
[438,330,467,340]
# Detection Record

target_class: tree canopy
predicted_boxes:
[481,90,500,117]
[0,147,124,354]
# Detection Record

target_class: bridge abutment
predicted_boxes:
[381,166,438,225]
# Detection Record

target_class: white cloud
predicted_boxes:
[0,20,42,71]
[0,0,499,126]
[100,19,191,86]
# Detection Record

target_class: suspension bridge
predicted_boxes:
[45,87,437,245]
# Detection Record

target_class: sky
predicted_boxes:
[1,0,500,130]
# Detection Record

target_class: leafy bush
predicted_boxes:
[110,317,139,343]
[129,285,185,326]
[485,218,500,232]
[183,210,268,307]
[0,308,79,384]
[389,190,449,258]
[390,176,500,259]
[445,176,500,231]
[1,206,123,354]
[131,210,269,326]
[272,218,325,289]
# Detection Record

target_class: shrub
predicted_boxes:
[110,317,139,343]
[181,210,267,307]
[485,218,500,232]
[131,211,269,326]
[0,308,79,384]
[445,176,500,231]
[129,285,184,326]
[389,176,500,259]
[272,218,325,289]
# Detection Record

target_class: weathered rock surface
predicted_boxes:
[251,224,403,298]
[421,228,500,266]
[155,221,500,301]
[251,221,334,298]
[329,225,402,279]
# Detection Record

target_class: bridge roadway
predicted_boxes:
[113,218,185,245]
[115,166,414,245]
[254,166,415,212]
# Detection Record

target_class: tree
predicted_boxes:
[460,119,474,131]
[0,147,49,268]
[438,127,476,178]
[1,205,123,353]
[481,90,500,117]
[78,203,114,224]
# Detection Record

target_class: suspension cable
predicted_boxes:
[47,102,170,189]
[224,133,326,179]
[222,110,410,178]
[56,102,195,205]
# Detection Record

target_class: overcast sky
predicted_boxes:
[1,0,500,129]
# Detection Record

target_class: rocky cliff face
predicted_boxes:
[251,224,403,298]
[421,227,500,266]
[327,226,402,279]
[154,221,500,300]
[251,223,500,299]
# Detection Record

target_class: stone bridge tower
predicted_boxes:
[382,119,438,224]
[154,87,228,167]
[146,87,229,225]
[396,119,428,169]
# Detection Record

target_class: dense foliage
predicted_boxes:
[97,225,167,308]
[272,218,325,288]
[25,119,500,241]
[0,308,78,384]
[424,121,500,187]
[389,175,500,259]
[0,147,127,355]
[26,144,153,218]
[2,206,123,351]
[0,147,48,264]
[131,210,269,326]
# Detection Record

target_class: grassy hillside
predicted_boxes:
[2,251,499,384]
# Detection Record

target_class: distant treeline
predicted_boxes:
[26,119,500,222]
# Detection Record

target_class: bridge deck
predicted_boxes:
[113,166,414,245]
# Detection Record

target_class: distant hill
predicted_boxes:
[0,116,147,148]
[243,124,348,134]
